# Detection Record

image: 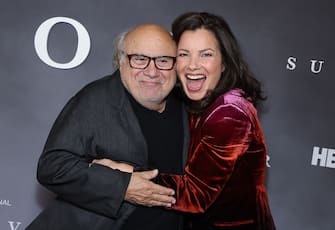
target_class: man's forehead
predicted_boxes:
[125,37,176,56]
[126,32,172,46]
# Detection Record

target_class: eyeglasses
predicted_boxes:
[126,53,176,70]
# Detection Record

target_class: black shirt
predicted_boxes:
[121,91,184,230]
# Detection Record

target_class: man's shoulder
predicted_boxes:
[80,71,121,95]
[70,71,126,109]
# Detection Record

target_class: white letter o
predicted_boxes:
[34,17,91,69]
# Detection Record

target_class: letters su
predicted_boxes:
[286,56,325,74]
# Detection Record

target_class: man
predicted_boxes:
[27,24,189,230]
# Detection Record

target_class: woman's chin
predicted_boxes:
[186,91,205,101]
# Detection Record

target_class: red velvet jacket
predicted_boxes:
[157,89,275,229]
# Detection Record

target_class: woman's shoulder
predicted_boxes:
[205,89,256,121]
[201,89,255,137]
[215,89,253,108]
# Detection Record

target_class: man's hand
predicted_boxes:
[125,169,176,207]
[91,159,175,207]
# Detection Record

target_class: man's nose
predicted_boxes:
[143,59,160,77]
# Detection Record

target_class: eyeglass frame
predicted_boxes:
[124,53,176,70]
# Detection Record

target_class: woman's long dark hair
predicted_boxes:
[172,12,266,114]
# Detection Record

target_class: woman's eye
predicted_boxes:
[178,53,188,57]
[201,52,213,57]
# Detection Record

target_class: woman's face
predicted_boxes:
[176,28,224,101]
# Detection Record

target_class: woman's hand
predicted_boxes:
[91,158,134,173]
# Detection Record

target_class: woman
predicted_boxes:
[95,12,276,230]
[154,12,276,230]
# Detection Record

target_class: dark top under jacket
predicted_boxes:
[121,90,184,230]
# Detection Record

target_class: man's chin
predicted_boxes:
[140,91,164,102]
[142,96,164,103]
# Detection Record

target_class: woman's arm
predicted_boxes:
[156,104,253,213]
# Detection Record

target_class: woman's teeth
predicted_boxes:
[186,74,206,80]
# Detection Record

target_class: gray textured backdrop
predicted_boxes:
[1,0,334,229]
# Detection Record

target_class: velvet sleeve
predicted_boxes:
[157,104,252,213]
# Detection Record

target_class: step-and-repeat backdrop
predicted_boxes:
[1,0,334,229]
